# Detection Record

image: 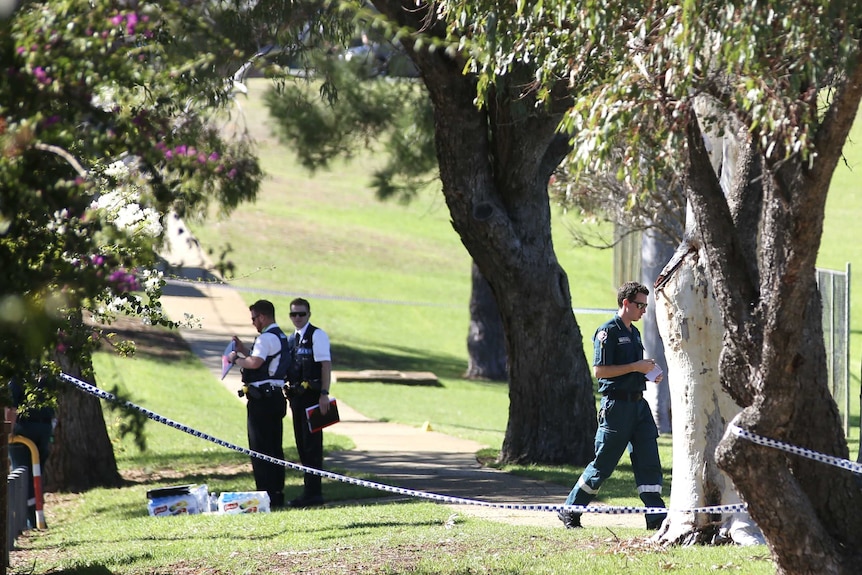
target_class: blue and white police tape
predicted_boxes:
[729,425,862,475]
[61,371,748,515]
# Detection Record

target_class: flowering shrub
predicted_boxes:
[0,0,262,381]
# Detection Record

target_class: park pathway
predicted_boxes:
[157,213,639,528]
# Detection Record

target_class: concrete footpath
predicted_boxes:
[157,214,639,529]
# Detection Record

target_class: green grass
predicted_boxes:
[91,335,378,504]
[26,494,775,575]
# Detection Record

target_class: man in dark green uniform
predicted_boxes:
[558,281,667,530]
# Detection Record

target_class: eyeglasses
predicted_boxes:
[289,311,308,318]
[632,302,648,310]
[251,314,260,322]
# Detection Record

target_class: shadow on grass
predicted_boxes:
[112,450,393,520]
[479,448,674,503]
[117,451,249,475]
[332,342,495,382]
[118,444,355,477]
[52,567,117,575]
[99,317,484,382]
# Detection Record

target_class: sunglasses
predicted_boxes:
[632,302,648,310]
[289,311,308,318]
[251,314,260,321]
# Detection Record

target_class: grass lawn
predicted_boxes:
[10,328,773,575]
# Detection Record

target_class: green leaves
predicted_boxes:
[436,0,860,192]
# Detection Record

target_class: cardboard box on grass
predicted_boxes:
[218,491,270,514]
[147,484,209,517]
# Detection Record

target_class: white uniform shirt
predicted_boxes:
[295,325,331,362]
[250,322,286,384]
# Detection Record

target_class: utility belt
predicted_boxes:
[603,390,643,402]
[285,380,321,399]
[238,382,284,400]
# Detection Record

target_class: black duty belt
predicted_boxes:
[604,390,643,402]
[245,383,281,400]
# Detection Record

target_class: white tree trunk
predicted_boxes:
[653,247,763,545]
[642,228,675,434]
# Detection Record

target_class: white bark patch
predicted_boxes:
[654,250,764,545]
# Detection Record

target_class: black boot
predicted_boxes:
[557,509,582,529]
[645,513,666,530]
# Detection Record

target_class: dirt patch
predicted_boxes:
[118,462,250,485]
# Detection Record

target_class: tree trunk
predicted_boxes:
[641,227,674,434]
[374,0,597,464]
[47,347,122,492]
[715,289,862,573]
[681,68,862,570]
[464,261,507,381]
[646,100,767,546]
[653,241,763,545]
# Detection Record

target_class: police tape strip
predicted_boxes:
[729,425,862,474]
[62,372,750,515]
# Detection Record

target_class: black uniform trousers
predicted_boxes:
[246,389,287,505]
[289,391,324,497]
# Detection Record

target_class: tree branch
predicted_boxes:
[35,143,88,178]
[811,50,862,183]
[683,108,760,404]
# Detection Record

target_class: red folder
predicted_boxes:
[305,398,340,433]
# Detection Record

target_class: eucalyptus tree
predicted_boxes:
[346,0,601,464]
[1,0,261,489]
[210,0,602,464]
[439,0,862,571]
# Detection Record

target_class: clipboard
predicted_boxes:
[305,398,340,433]
[221,341,236,380]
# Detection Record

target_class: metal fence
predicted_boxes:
[817,264,851,435]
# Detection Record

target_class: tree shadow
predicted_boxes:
[94,317,487,383]
[331,342,471,381]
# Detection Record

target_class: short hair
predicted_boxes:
[617,281,649,308]
[290,297,311,312]
[250,299,275,318]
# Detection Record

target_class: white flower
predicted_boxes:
[142,269,164,291]
[104,160,130,179]
[107,296,126,313]
[91,85,118,112]
[94,184,162,237]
